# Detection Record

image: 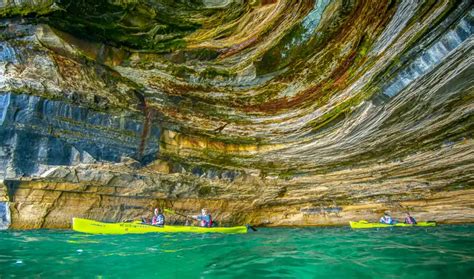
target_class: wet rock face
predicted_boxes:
[0,203,10,230]
[0,93,160,177]
[0,0,473,228]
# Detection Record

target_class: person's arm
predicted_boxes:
[195,215,203,221]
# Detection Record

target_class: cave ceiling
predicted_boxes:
[0,0,472,182]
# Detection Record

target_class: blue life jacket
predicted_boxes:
[152,214,165,226]
[197,214,212,227]
[380,216,393,224]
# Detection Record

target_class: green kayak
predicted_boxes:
[350,220,437,229]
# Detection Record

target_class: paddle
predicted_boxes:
[246,224,258,232]
[164,208,196,221]
[164,208,258,232]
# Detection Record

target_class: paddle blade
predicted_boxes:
[246,224,258,232]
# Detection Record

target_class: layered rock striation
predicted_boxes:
[0,0,473,228]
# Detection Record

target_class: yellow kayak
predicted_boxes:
[72,218,248,234]
[350,220,436,229]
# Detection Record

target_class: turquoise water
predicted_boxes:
[1,225,473,278]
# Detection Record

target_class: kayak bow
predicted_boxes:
[72,218,248,234]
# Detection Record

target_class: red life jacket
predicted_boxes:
[207,214,213,227]
[405,216,416,224]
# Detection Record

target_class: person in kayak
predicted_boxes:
[379,212,395,224]
[404,212,417,224]
[151,208,165,226]
[192,208,213,227]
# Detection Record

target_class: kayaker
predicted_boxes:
[151,208,165,226]
[192,208,213,227]
[404,212,417,224]
[379,212,395,225]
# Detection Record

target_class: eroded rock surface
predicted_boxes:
[0,0,473,228]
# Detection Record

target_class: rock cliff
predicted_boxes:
[0,0,473,228]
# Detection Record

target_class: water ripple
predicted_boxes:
[0,225,473,278]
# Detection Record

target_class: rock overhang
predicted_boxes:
[0,0,473,227]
